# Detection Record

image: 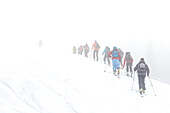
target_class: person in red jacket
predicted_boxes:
[91,40,100,61]
[108,46,121,78]
[78,45,83,55]
[123,52,133,77]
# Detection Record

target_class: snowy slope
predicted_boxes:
[0,48,170,113]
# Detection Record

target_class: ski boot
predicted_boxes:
[130,72,133,77]
[113,72,116,76]
[113,71,116,76]
[139,89,144,97]
[117,69,120,79]
[143,90,147,96]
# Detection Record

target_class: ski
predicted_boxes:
[126,75,133,78]
[140,93,144,98]
[134,89,146,98]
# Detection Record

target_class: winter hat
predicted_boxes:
[140,58,144,61]
[126,52,130,54]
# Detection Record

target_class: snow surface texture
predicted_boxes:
[0,48,170,113]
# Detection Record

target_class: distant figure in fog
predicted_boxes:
[134,58,150,95]
[102,46,111,66]
[72,46,76,54]
[38,40,43,47]
[78,45,83,55]
[84,43,90,57]
[92,40,100,61]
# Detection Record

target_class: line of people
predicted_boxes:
[72,43,90,58]
[102,46,150,95]
[73,40,150,95]
[102,46,133,77]
[72,40,101,60]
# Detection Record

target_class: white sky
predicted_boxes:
[0,0,170,45]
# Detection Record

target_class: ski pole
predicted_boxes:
[121,66,125,76]
[131,71,135,90]
[148,76,156,96]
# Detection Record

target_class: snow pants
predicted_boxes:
[84,50,89,58]
[138,75,146,90]
[78,51,83,55]
[112,59,120,71]
[104,55,110,65]
[126,62,133,73]
[93,50,99,61]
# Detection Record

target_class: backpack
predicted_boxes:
[112,50,119,57]
[85,45,89,50]
[86,46,89,52]
[105,47,110,54]
[125,52,132,62]
[95,43,100,49]
[118,48,124,58]
[79,46,83,51]
[138,62,146,72]
[139,63,146,69]
[126,55,132,62]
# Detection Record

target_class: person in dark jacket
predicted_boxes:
[84,43,90,58]
[72,46,76,54]
[134,58,150,95]
[102,46,111,66]
[123,52,133,77]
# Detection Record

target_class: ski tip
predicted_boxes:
[140,93,145,97]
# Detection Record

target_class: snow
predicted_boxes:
[0,47,170,113]
[1,0,170,113]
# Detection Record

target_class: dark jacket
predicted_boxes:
[84,44,89,52]
[134,60,150,76]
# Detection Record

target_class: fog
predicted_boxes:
[0,0,170,84]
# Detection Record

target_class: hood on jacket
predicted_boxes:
[113,47,117,51]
